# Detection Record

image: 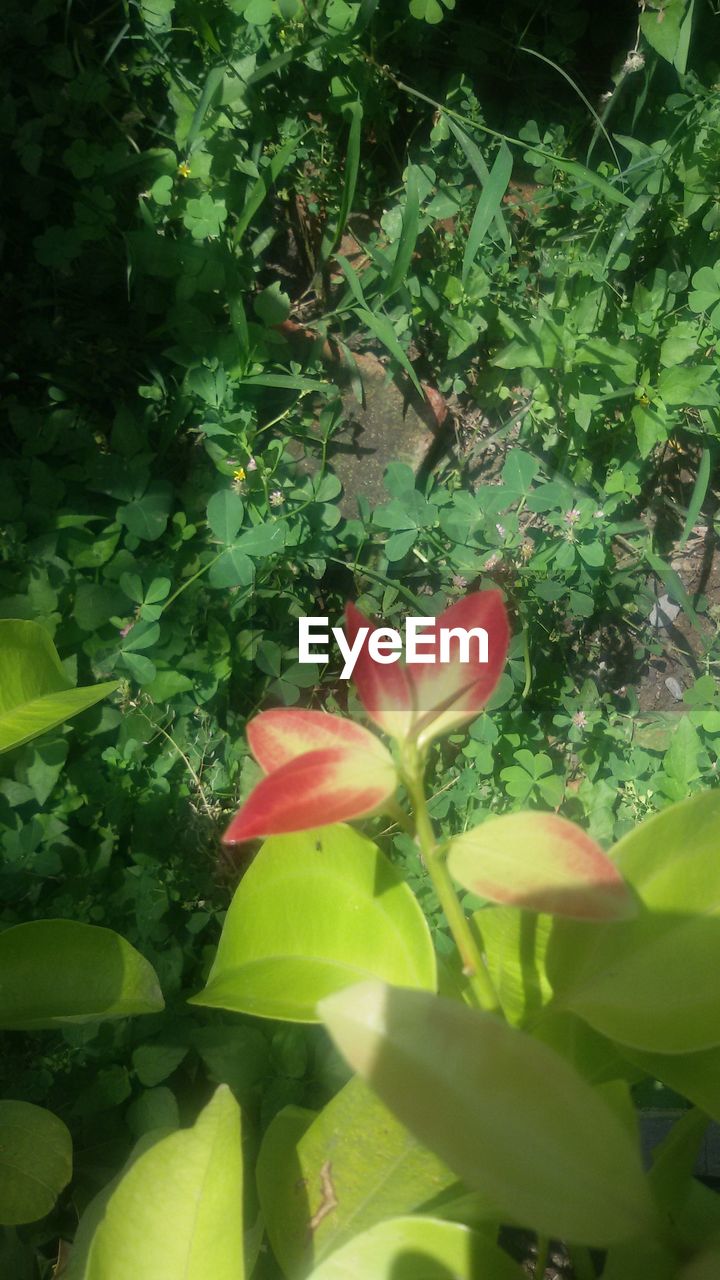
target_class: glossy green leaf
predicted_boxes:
[476,907,552,1026]
[0,620,118,753]
[82,1085,244,1280]
[548,791,720,1053]
[0,1101,72,1226]
[448,812,635,920]
[258,1076,457,1277]
[0,920,164,1029]
[320,982,656,1246]
[256,1105,316,1276]
[189,825,436,1022]
[305,1216,523,1280]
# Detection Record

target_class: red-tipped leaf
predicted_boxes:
[447,812,636,921]
[411,590,510,747]
[223,745,398,842]
[344,603,415,742]
[248,707,388,773]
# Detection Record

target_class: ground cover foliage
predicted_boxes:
[2,0,720,1274]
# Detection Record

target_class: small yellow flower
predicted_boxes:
[233,467,246,483]
[177,161,192,179]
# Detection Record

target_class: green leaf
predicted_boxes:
[679,448,711,551]
[500,449,539,500]
[548,791,720,1053]
[305,1216,523,1280]
[354,307,423,395]
[640,0,688,63]
[82,1086,244,1280]
[118,483,172,541]
[320,982,655,1245]
[657,364,717,407]
[256,1105,315,1275]
[0,620,118,754]
[208,547,254,588]
[207,490,245,544]
[235,135,300,243]
[447,120,510,249]
[254,281,291,326]
[259,1076,457,1276]
[0,920,164,1029]
[321,101,362,262]
[384,164,420,299]
[189,825,436,1022]
[235,521,286,557]
[0,1102,72,1226]
[121,652,157,685]
[462,141,513,283]
[448,812,635,920]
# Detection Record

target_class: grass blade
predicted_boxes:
[234,134,302,243]
[462,141,513,283]
[674,0,696,74]
[354,306,423,395]
[321,101,363,263]
[186,65,224,153]
[645,547,701,630]
[518,44,622,175]
[448,120,510,249]
[679,447,711,551]
[384,164,420,299]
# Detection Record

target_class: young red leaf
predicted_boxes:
[447,812,636,921]
[344,591,510,748]
[248,707,389,773]
[410,590,510,746]
[344,603,415,743]
[223,745,398,842]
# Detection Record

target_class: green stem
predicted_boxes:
[535,1235,550,1278]
[404,750,500,1014]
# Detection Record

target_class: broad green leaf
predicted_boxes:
[259,1076,458,1276]
[0,1102,72,1226]
[320,982,656,1246]
[82,1086,244,1280]
[476,907,552,1026]
[657,364,718,407]
[0,620,118,753]
[640,0,688,63]
[500,449,538,500]
[207,490,244,543]
[256,1105,316,1275]
[0,920,164,1029]
[462,141,513,283]
[548,791,720,1053]
[208,547,254,588]
[305,1216,523,1280]
[254,281,291,326]
[189,826,436,1022]
[65,1132,174,1280]
[236,522,286,557]
[448,812,635,920]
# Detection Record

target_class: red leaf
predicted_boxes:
[447,812,636,921]
[248,708,387,773]
[223,745,398,842]
[344,602,415,742]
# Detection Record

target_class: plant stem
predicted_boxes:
[404,751,500,1013]
[535,1235,550,1278]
